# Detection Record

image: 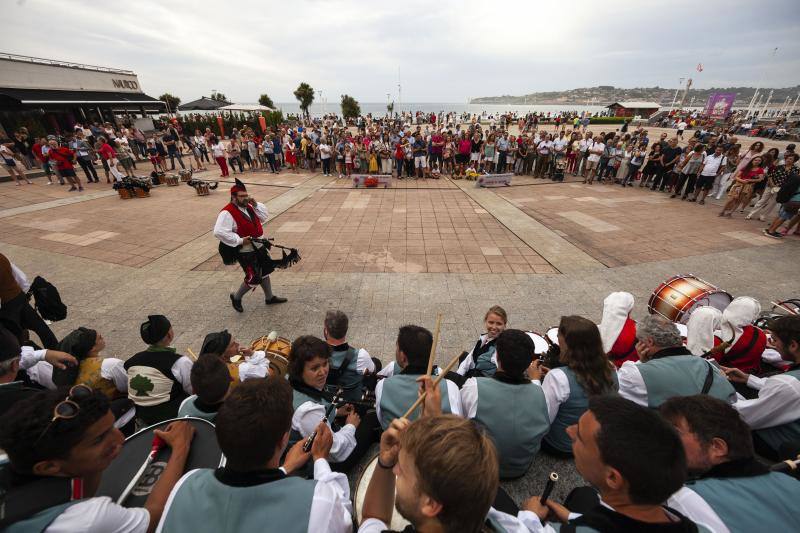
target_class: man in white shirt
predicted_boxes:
[692,145,727,204]
[158,377,353,533]
[584,139,605,184]
[578,132,594,177]
[0,387,194,533]
[677,120,687,138]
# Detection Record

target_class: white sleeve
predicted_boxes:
[101,358,129,392]
[171,356,194,396]
[292,401,357,463]
[541,368,571,423]
[308,459,353,533]
[616,362,648,407]
[253,201,269,223]
[26,361,56,390]
[213,210,243,248]
[487,507,549,533]
[356,348,376,374]
[10,262,30,292]
[377,361,395,378]
[512,510,560,533]
[667,487,730,533]
[746,374,766,390]
[460,377,479,418]
[456,354,474,376]
[445,380,463,417]
[45,496,149,533]
[733,375,800,429]
[19,345,47,370]
[358,518,388,533]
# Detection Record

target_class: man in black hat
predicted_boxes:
[124,315,193,426]
[213,178,287,313]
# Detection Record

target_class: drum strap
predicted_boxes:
[0,467,80,528]
[701,361,715,395]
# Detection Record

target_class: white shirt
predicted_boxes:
[552,137,568,153]
[211,143,226,158]
[456,334,497,376]
[26,357,128,392]
[733,372,800,429]
[375,374,463,423]
[319,143,332,159]
[677,121,687,131]
[292,401,357,463]
[358,507,535,533]
[668,487,729,533]
[45,496,149,533]
[460,376,540,418]
[588,143,605,162]
[213,201,269,248]
[537,140,553,154]
[158,459,352,533]
[10,261,30,292]
[616,360,650,406]
[579,139,593,153]
[540,367,575,422]
[700,154,727,176]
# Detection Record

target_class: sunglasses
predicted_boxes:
[34,384,92,446]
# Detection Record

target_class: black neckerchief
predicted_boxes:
[566,503,698,533]
[214,467,285,487]
[329,342,350,353]
[289,376,332,403]
[193,398,223,414]
[649,346,693,360]
[694,457,769,481]
[492,370,530,385]
[472,336,497,359]
[399,364,430,376]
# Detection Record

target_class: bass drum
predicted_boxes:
[354,454,411,530]
[96,417,224,507]
[526,331,550,356]
[648,274,732,325]
[250,335,292,377]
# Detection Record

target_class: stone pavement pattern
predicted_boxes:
[2,164,798,505]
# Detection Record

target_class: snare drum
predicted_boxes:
[250,335,291,377]
[354,454,411,530]
[196,183,210,196]
[179,169,193,182]
[648,275,732,325]
[96,417,223,508]
[166,175,180,186]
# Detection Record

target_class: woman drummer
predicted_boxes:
[534,316,618,457]
[288,335,375,473]
[456,305,508,378]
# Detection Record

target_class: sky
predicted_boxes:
[2,0,800,104]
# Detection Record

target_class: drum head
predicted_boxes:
[545,327,559,346]
[527,332,550,355]
[682,290,733,324]
[354,454,410,530]
[96,417,223,508]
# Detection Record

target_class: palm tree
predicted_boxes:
[293,83,315,120]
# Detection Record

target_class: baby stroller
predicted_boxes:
[552,156,567,182]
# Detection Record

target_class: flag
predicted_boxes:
[696,63,704,72]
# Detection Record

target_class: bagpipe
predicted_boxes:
[753,299,800,329]
[218,237,301,270]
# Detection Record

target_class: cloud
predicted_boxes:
[2,0,798,103]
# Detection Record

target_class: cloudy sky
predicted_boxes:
[3,0,799,103]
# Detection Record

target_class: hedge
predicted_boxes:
[164,110,285,138]
[588,117,631,124]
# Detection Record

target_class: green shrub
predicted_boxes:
[589,117,633,124]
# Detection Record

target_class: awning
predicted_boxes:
[0,87,166,106]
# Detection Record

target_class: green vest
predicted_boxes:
[544,368,619,454]
[637,355,736,408]
[474,377,549,478]
[327,346,363,402]
[177,395,218,422]
[754,370,800,454]
[159,469,317,532]
[3,501,78,533]
[687,472,800,531]
[379,373,452,430]
[473,339,498,377]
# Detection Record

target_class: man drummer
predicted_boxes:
[124,315,193,426]
[618,315,736,408]
[213,178,287,313]
[158,377,354,532]
[0,387,194,533]
[323,310,378,401]
[177,353,232,422]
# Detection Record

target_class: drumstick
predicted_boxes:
[426,313,443,376]
[187,348,198,362]
[117,435,166,505]
[540,472,559,504]
[401,353,461,420]
[772,301,799,315]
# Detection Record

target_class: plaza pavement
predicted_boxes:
[2,155,798,505]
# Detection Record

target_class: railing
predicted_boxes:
[0,52,135,75]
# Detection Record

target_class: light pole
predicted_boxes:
[760,90,773,118]
[747,47,778,117]
[669,77,684,114]
[789,92,800,118]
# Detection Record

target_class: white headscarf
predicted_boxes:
[599,292,635,353]
[686,306,723,356]
[237,350,269,381]
[720,297,762,348]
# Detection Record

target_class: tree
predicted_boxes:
[130,374,154,397]
[210,91,229,103]
[258,93,274,109]
[387,101,394,117]
[340,94,361,120]
[293,82,315,119]
[159,93,181,112]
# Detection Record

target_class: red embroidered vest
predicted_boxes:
[608,318,639,368]
[222,203,263,239]
[710,325,765,374]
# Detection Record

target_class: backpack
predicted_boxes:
[27,276,67,322]
[776,173,800,204]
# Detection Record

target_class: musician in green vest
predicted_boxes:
[723,315,800,460]
[618,314,736,408]
[0,388,193,533]
[177,353,232,422]
[662,395,800,532]
[323,310,378,402]
[460,328,550,478]
[375,324,462,430]
[159,378,354,533]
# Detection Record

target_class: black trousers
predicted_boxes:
[77,157,98,181]
[330,410,380,473]
[168,150,185,169]
[0,292,58,349]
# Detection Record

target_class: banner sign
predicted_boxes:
[352,174,392,188]
[475,173,513,188]
[704,93,736,119]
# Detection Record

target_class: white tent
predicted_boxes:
[218,104,273,112]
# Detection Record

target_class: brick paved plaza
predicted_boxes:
[2,160,798,501]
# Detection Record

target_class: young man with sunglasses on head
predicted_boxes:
[0,387,194,533]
